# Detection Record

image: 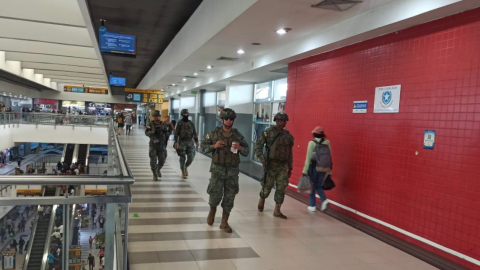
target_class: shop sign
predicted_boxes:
[374,85,401,113]
[34,99,57,104]
[62,101,85,107]
[125,88,163,104]
[2,250,15,269]
[64,85,109,95]
[353,101,367,113]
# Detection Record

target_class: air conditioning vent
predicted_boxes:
[311,0,361,11]
[185,76,197,79]
[270,67,288,74]
[217,56,239,61]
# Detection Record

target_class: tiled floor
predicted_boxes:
[120,125,438,270]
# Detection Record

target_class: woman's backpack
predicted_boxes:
[313,139,332,172]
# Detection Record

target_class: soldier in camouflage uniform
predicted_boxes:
[255,112,294,219]
[174,109,199,179]
[201,108,249,233]
[145,110,169,181]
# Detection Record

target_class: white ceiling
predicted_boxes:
[142,0,480,99]
[147,0,398,92]
[0,0,108,88]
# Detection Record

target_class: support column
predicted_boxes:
[5,61,21,76]
[104,202,115,270]
[0,51,5,70]
[198,89,207,139]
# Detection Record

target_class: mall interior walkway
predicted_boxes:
[119,126,439,270]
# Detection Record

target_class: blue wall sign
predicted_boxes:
[424,130,436,150]
[353,100,367,113]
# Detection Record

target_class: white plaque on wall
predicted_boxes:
[374,85,401,113]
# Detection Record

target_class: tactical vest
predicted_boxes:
[149,122,168,147]
[177,121,195,140]
[268,129,293,162]
[211,127,241,166]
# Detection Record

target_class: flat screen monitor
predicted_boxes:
[109,76,126,86]
[99,26,136,55]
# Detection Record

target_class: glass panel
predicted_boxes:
[217,91,226,107]
[254,82,272,102]
[273,78,287,101]
[253,103,272,123]
[252,123,270,163]
[272,102,287,123]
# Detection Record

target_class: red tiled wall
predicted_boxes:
[286,8,480,269]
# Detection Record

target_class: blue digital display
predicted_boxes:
[99,26,136,55]
[133,94,141,102]
[109,75,126,86]
[71,87,85,93]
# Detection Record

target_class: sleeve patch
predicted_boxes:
[205,134,210,140]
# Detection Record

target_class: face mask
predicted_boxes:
[182,115,189,121]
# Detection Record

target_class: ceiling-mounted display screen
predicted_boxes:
[109,75,126,86]
[99,26,136,55]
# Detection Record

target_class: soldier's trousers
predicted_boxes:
[176,140,196,170]
[149,147,166,171]
[207,173,239,213]
[260,161,289,204]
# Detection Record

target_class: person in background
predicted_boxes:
[125,114,133,135]
[174,109,199,179]
[10,238,18,253]
[48,252,55,270]
[17,155,23,167]
[89,236,93,248]
[19,237,25,254]
[145,111,169,181]
[56,161,62,173]
[117,113,125,135]
[143,113,147,126]
[88,253,95,270]
[303,126,331,212]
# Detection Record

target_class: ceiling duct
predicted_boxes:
[311,0,362,11]
[270,67,288,74]
[217,56,239,61]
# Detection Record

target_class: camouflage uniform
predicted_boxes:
[255,124,294,216]
[201,127,249,213]
[174,119,198,173]
[145,120,169,180]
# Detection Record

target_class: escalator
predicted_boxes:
[77,144,88,166]
[25,186,57,270]
[64,144,75,165]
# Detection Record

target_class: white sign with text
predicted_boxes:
[374,85,401,113]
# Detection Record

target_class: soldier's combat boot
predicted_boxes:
[219,211,232,233]
[258,197,265,212]
[152,170,158,181]
[185,168,188,177]
[207,206,216,226]
[273,204,287,219]
[182,169,187,179]
[156,167,162,179]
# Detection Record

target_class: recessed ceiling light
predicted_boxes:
[183,78,187,81]
[237,49,245,54]
[276,28,291,35]
[193,73,198,76]
[207,65,212,69]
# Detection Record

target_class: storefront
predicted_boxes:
[86,102,112,115]
[33,98,59,113]
[251,78,287,164]
[61,100,85,114]
[113,104,137,122]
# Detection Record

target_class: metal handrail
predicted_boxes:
[0,176,134,185]
[40,188,60,270]
[22,186,45,270]
[0,112,110,127]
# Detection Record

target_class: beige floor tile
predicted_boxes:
[229,258,270,270]
[185,239,221,250]
[159,261,200,270]
[130,263,162,270]
[215,238,250,248]
[196,259,236,270]
[128,240,188,252]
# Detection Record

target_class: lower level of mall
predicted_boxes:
[120,126,439,270]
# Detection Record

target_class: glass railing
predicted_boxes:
[0,117,133,270]
[0,112,111,126]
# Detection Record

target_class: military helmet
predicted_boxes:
[181,109,189,115]
[274,112,289,121]
[152,110,161,117]
[219,108,236,120]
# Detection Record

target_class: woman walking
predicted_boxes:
[302,126,332,212]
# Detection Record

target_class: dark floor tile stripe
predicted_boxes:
[129,206,210,213]
[128,231,240,242]
[131,190,197,195]
[132,198,205,203]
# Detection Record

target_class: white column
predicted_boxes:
[34,74,44,84]
[50,81,58,90]
[5,61,21,76]
[22,68,35,80]
[0,51,5,70]
[43,78,51,87]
